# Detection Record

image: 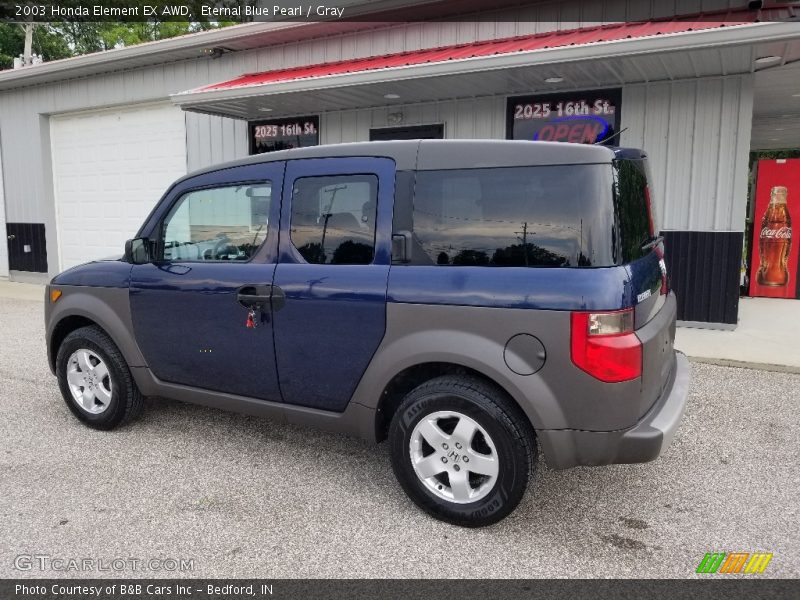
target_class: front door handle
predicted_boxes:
[7,235,14,240]
[237,284,272,309]
[237,284,286,311]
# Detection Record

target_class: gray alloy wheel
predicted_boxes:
[56,325,143,430]
[409,410,499,504]
[389,374,535,527]
[65,349,113,414]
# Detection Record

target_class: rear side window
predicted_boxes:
[412,165,615,267]
[613,159,658,263]
[290,174,378,265]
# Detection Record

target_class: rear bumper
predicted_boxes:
[538,351,690,470]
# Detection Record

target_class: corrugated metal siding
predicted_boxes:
[320,97,506,144]
[0,132,7,276]
[315,76,753,229]
[0,0,753,213]
[621,75,753,232]
[1,89,49,225]
[663,230,743,324]
[233,0,747,71]
[185,112,248,172]
[188,77,755,237]
[0,0,756,272]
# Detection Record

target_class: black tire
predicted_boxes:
[55,325,144,430]
[389,374,535,527]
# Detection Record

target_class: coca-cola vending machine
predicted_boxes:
[749,158,799,299]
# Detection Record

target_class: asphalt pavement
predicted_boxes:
[0,296,798,578]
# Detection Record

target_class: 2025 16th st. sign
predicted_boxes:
[507,88,622,145]
[249,115,320,155]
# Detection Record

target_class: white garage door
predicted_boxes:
[51,103,186,271]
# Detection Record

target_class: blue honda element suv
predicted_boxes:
[45,140,689,527]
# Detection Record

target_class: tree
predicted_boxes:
[0,19,235,70]
[0,23,23,68]
[0,23,71,68]
[491,242,569,267]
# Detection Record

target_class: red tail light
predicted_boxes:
[570,309,642,383]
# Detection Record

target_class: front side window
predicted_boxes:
[290,174,378,265]
[161,183,271,261]
[412,165,615,267]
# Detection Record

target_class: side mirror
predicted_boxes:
[391,231,412,264]
[124,238,151,264]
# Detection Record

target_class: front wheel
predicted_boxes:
[55,325,143,430]
[389,375,535,527]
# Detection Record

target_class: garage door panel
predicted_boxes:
[51,104,186,270]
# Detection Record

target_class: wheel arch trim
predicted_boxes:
[46,287,146,374]
[350,326,566,440]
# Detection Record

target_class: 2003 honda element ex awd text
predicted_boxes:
[45,140,690,527]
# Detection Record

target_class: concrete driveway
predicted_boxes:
[0,295,798,578]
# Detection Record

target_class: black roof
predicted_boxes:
[186,139,635,180]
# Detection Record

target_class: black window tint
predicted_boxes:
[291,174,378,265]
[412,166,615,267]
[161,183,271,261]
[613,159,655,263]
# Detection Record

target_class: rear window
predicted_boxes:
[613,159,658,263]
[411,165,616,267]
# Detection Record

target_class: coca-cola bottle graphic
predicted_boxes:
[757,185,792,287]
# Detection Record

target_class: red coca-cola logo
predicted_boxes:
[761,226,792,239]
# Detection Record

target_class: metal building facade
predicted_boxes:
[186,73,755,230]
[0,0,797,326]
[180,73,758,326]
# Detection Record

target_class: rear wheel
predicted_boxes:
[389,375,535,527]
[56,326,143,430]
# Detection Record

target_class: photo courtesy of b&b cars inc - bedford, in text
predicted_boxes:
[0,1,798,599]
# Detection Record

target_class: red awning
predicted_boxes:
[192,7,785,94]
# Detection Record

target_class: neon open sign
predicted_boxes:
[507,89,621,145]
[533,115,611,144]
